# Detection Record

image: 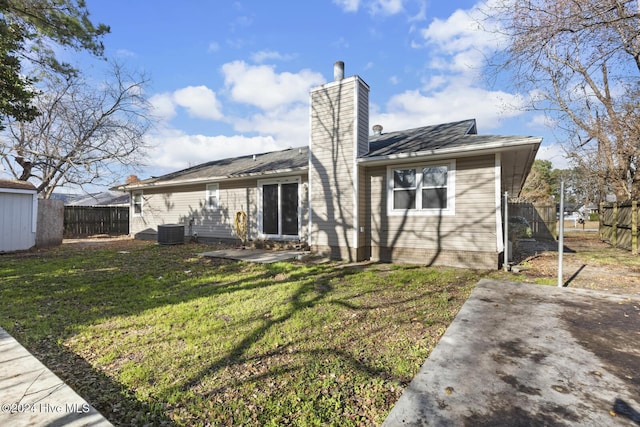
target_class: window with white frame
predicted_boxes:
[387,161,455,215]
[206,183,219,210]
[132,191,143,216]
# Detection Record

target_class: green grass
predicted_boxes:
[0,241,486,426]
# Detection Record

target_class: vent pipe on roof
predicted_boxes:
[334,61,344,81]
[372,124,383,135]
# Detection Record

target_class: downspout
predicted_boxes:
[495,153,503,254]
[558,180,565,287]
[503,191,509,271]
[307,97,313,249]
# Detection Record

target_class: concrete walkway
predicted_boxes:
[0,328,112,427]
[384,279,640,426]
[199,248,308,263]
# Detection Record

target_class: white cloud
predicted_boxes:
[536,143,571,169]
[148,86,223,124]
[363,1,531,137]
[208,42,220,53]
[149,93,177,121]
[115,49,136,58]
[422,75,447,91]
[372,84,525,132]
[369,0,404,16]
[334,0,360,12]
[408,0,427,22]
[419,5,505,72]
[172,86,223,120]
[334,0,420,16]
[141,63,327,176]
[148,128,281,172]
[529,113,557,129]
[250,50,295,63]
[231,104,310,147]
[422,10,478,50]
[222,61,325,110]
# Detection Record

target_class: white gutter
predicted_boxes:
[118,167,309,191]
[307,89,314,249]
[0,187,37,194]
[495,153,503,253]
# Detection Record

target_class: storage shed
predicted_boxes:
[0,180,38,252]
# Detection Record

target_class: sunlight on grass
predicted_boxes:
[0,242,482,425]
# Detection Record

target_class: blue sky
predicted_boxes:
[62,1,567,182]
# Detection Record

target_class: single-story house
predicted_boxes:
[65,191,130,207]
[0,179,38,252]
[117,62,541,269]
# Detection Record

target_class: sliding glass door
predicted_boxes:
[259,179,299,238]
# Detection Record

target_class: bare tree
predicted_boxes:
[518,159,555,203]
[483,0,639,201]
[0,62,152,197]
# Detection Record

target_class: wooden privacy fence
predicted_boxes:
[64,206,129,237]
[600,201,639,254]
[508,202,556,240]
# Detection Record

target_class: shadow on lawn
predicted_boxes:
[26,337,178,426]
[178,264,368,392]
[1,242,460,424]
[167,262,453,421]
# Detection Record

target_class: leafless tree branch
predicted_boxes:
[0,61,153,198]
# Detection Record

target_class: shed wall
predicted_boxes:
[0,191,36,252]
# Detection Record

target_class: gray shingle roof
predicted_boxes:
[0,179,37,191]
[124,119,540,190]
[132,146,309,187]
[366,119,479,157]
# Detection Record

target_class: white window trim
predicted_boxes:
[206,183,219,211]
[132,191,143,217]
[257,176,301,240]
[387,160,456,216]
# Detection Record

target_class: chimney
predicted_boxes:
[333,61,344,81]
[309,61,369,259]
[125,174,140,184]
[372,124,383,136]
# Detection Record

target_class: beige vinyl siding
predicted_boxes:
[130,176,308,242]
[356,80,370,157]
[130,183,231,239]
[357,164,368,258]
[365,154,498,265]
[213,180,257,239]
[309,78,357,253]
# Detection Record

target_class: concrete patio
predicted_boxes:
[383,279,640,426]
[198,248,309,264]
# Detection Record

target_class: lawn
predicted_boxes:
[0,240,489,426]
